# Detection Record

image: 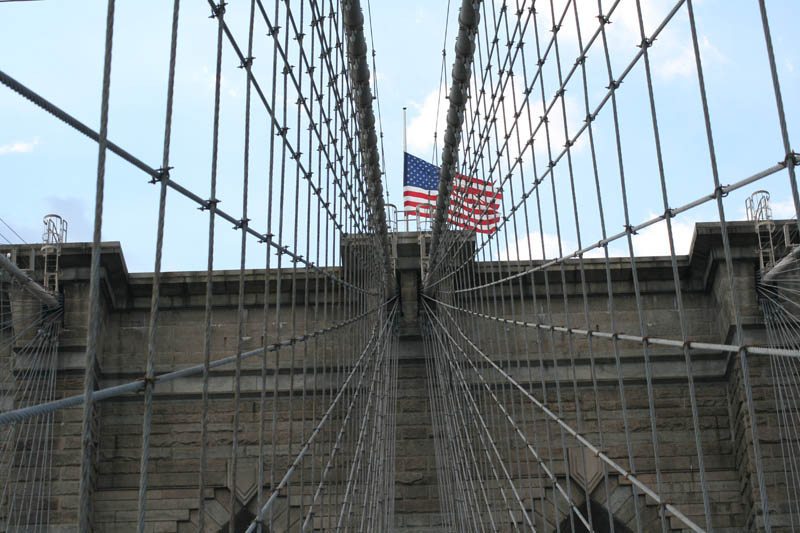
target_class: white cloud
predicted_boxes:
[500,213,697,262]
[657,44,696,79]
[195,66,239,98]
[630,212,696,256]
[771,198,797,219]
[406,75,584,164]
[499,231,566,261]
[656,35,727,80]
[406,88,446,156]
[531,0,660,51]
[0,137,39,155]
[525,0,726,82]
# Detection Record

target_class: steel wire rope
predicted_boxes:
[0,69,374,297]
[78,0,115,528]
[429,295,708,532]
[425,0,712,289]
[136,0,180,529]
[425,297,595,531]
[425,301,536,531]
[225,1,258,530]
[0,218,28,245]
[246,304,395,531]
[686,0,773,527]
[196,3,225,528]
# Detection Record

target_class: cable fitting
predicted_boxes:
[137,375,157,387]
[198,198,220,212]
[210,2,226,18]
[150,166,172,184]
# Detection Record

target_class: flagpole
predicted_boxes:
[402,107,407,153]
[402,106,407,227]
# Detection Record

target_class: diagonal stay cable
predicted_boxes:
[246,301,396,531]
[423,298,593,531]
[0,299,393,427]
[428,295,715,533]
[0,68,375,296]
[429,295,800,359]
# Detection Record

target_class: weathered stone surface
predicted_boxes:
[0,222,795,531]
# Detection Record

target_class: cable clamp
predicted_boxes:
[638,37,653,49]
[198,198,220,211]
[238,56,255,70]
[597,14,610,25]
[137,375,157,387]
[209,2,226,18]
[664,207,674,219]
[150,166,172,184]
[714,183,729,199]
[681,339,694,351]
[258,233,273,244]
[784,151,799,167]
[624,224,637,235]
[575,54,587,66]
[233,218,250,230]
[551,23,561,33]
[267,25,280,37]
[607,79,620,90]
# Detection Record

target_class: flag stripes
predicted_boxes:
[403,152,499,234]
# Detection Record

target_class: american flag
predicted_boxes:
[402,152,500,234]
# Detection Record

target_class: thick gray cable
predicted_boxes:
[78,1,115,529]
[427,0,482,280]
[341,0,393,295]
[137,1,180,529]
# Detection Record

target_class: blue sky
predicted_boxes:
[0,0,797,272]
